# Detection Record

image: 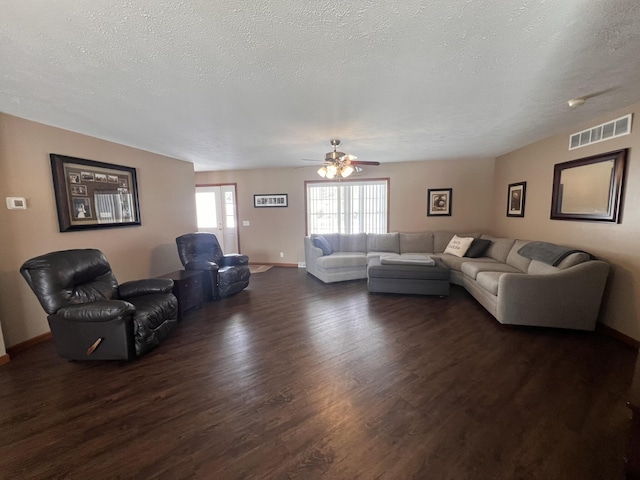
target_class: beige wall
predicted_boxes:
[492,102,640,340]
[0,114,197,348]
[196,157,496,264]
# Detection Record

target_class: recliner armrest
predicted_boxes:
[185,260,220,271]
[119,278,174,298]
[57,300,135,322]
[220,254,249,267]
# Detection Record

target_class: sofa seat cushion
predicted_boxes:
[317,252,367,269]
[461,261,521,280]
[436,255,498,272]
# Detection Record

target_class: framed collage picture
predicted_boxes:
[50,154,141,232]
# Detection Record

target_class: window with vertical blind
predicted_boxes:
[306,179,389,234]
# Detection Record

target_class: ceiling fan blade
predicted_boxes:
[350,161,380,166]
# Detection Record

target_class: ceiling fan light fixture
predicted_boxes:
[313,139,379,179]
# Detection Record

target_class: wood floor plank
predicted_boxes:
[0,267,636,479]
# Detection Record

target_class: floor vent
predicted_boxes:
[569,114,632,150]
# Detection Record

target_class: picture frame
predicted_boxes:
[50,153,141,232]
[254,193,288,208]
[550,149,627,223]
[427,188,452,216]
[506,181,526,217]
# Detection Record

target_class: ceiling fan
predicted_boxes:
[307,139,380,179]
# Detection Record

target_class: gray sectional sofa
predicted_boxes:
[303,231,610,331]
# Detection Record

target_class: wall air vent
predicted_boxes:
[569,114,632,150]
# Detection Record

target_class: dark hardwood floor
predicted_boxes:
[0,267,637,479]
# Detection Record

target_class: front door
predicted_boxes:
[195,185,239,254]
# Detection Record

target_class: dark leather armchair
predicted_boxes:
[20,249,178,361]
[176,233,251,298]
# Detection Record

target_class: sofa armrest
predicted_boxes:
[304,237,324,276]
[497,260,610,330]
[220,254,249,267]
[119,278,174,298]
[57,300,135,322]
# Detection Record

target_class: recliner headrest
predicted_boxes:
[20,249,118,314]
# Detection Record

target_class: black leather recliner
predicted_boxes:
[20,249,178,361]
[176,233,250,298]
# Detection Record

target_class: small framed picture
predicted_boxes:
[427,188,452,216]
[254,194,288,208]
[507,181,526,217]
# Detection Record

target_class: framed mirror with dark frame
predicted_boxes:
[550,149,627,223]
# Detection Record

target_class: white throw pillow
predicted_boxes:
[444,235,474,257]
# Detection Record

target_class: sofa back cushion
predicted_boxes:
[399,232,434,253]
[339,233,367,252]
[480,235,516,263]
[505,240,532,272]
[367,232,400,253]
[434,232,480,253]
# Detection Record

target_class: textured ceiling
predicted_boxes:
[2,1,640,172]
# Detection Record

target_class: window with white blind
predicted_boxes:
[306,179,389,234]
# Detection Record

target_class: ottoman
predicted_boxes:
[367,255,450,296]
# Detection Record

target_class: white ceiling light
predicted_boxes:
[568,97,587,108]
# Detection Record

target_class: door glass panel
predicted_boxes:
[195,191,218,228]
[224,190,236,228]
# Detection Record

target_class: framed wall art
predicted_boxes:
[506,181,526,217]
[254,194,288,208]
[427,188,452,216]
[50,153,141,232]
